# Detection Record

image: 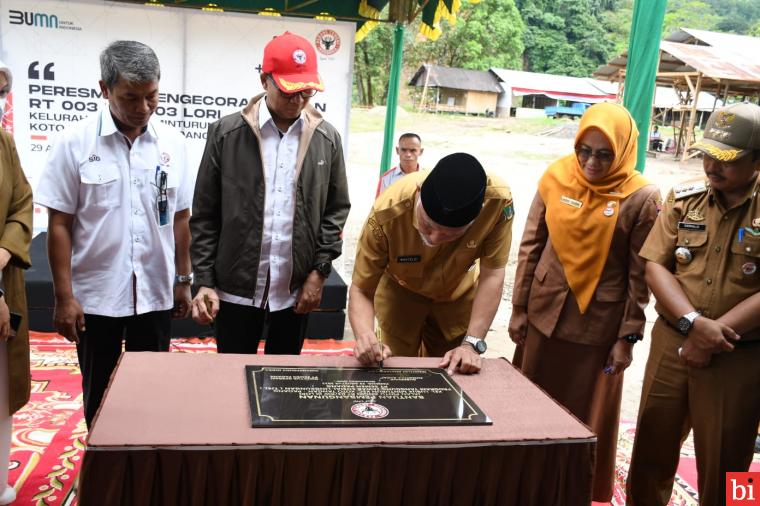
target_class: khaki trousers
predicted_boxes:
[374,274,476,357]
[626,318,760,505]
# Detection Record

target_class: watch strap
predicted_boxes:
[312,262,331,278]
[175,273,194,284]
[463,335,486,354]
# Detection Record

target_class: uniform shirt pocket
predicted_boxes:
[675,229,708,273]
[164,170,180,217]
[729,234,760,286]
[80,163,122,210]
[389,256,424,287]
[454,250,478,272]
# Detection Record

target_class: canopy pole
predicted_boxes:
[379,23,405,177]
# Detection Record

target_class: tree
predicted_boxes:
[519,0,617,76]
[707,0,760,34]
[662,0,720,36]
[601,0,633,56]
[353,23,393,106]
[404,0,525,70]
[353,0,524,106]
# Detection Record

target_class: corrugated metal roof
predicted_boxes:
[489,68,616,102]
[666,28,760,60]
[659,40,760,82]
[595,29,760,89]
[409,64,502,93]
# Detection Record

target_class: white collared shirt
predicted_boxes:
[217,100,300,311]
[377,165,418,196]
[35,108,192,317]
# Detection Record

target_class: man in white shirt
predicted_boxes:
[35,41,192,427]
[190,32,350,354]
[376,133,424,197]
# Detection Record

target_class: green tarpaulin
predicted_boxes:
[623,0,667,173]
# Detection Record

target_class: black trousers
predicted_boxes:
[76,311,171,427]
[215,301,307,354]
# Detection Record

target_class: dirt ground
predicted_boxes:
[336,107,704,422]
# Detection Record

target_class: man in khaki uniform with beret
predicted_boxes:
[349,152,513,374]
[627,102,760,505]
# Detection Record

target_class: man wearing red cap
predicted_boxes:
[190,32,350,354]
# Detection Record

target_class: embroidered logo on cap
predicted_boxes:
[717,111,736,128]
[292,49,307,65]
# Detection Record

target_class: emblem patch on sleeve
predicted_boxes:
[367,218,385,241]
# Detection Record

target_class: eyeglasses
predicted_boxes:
[575,146,615,165]
[267,76,318,100]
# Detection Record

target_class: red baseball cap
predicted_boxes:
[262,31,325,94]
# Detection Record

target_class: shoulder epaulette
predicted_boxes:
[374,199,414,225]
[673,180,708,200]
[484,172,512,202]
[485,185,512,202]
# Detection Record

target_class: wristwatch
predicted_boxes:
[312,262,332,279]
[676,311,701,336]
[175,273,194,285]
[622,334,643,344]
[462,335,487,354]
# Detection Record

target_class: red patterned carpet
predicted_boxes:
[595,423,760,506]
[7,332,354,505]
[6,332,760,505]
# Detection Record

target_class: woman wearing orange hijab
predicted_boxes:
[508,102,660,502]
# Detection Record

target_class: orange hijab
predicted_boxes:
[538,102,648,314]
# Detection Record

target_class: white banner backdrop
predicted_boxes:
[0,0,355,232]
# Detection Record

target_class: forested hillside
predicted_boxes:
[353,0,760,105]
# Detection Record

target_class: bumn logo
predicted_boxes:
[727,472,760,506]
[8,10,59,28]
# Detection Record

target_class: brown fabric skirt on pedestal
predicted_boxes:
[515,324,622,502]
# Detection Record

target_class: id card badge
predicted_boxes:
[157,193,169,226]
[155,167,170,227]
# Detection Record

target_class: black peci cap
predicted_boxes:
[420,153,487,228]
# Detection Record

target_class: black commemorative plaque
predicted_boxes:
[245,366,491,428]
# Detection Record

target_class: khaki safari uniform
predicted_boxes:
[352,171,513,357]
[627,177,760,505]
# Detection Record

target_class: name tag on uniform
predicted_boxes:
[397,255,421,263]
[560,196,583,209]
[677,222,706,231]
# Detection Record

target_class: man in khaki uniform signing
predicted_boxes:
[627,102,760,505]
[350,152,513,374]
